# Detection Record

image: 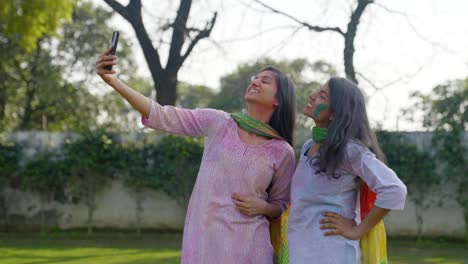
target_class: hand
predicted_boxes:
[320,212,361,240]
[96,47,118,84]
[232,193,267,217]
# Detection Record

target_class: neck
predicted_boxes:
[246,103,274,124]
[312,126,328,143]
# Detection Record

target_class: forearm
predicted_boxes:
[356,206,390,237]
[106,77,152,117]
[262,202,283,219]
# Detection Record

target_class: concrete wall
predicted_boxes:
[383,132,467,238]
[2,182,185,231]
[1,131,466,237]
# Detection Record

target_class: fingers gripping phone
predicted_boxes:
[106,31,119,71]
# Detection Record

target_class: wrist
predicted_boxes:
[106,76,119,86]
[261,200,273,216]
[354,224,366,239]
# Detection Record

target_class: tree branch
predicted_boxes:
[180,12,217,67]
[357,63,425,99]
[374,2,457,55]
[103,0,130,21]
[166,0,192,72]
[343,0,374,83]
[253,0,345,36]
[261,26,303,57]
[104,0,164,77]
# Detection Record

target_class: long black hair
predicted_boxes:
[259,66,296,146]
[317,77,385,176]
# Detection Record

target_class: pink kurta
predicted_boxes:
[142,100,295,264]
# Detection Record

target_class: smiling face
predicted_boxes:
[303,81,334,126]
[244,70,279,109]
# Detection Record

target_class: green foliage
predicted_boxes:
[119,142,157,234]
[0,141,21,231]
[58,1,135,81]
[20,151,69,234]
[377,131,439,239]
[0,142,20,187]
[120,144,159,192]
[407,78,468,242]
[0,0,73,52]
[177,82,216,109]
[151,135,204,206]
[116,135,203,234]
[0,2,136,132]
[117,136,204,202]
[1,42,103,131]
[21,152,68,203]
[409,79,467,202]
[0,132,204,232]
[62,130,121,235]
[63,131,119,203]
[377,131,438,190]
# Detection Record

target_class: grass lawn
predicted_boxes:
[0,232,182,264]
[388,238,468,264]
[0,232,467,263]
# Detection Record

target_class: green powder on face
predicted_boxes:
[313,104,328,117]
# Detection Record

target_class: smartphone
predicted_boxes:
[106,31,119,71]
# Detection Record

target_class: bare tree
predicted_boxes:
[253,0,374,84]
[104,0,217,105]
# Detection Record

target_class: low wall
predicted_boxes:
[1,131,466,237]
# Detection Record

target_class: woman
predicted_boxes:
[288,77,407,263]
[96,48,296,264]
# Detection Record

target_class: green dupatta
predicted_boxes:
[230,113,284,140]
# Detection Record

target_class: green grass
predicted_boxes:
[388,238,468,264]
[0,233,467,263]
[0,232,182,264]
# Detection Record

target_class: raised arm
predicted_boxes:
[96,47,151,117]
[96,48,227,136]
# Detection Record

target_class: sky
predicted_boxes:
[93,0,468,131]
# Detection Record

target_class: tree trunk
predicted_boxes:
[135,192,143,237]
[86,189,95,236]
[40,196,46,235]
[0,193,9,232]
[19,86,36,130]
[254,0,373,85]
[414,203,423,241]
[18,39,43,130]
[104,0,216,106]
[344,0,373,84]
[87,204,94,236]
[456,179,468,245]
[156,72,178,106]
[464,207,468,246]
[343,36,357,84]
[0,84,6,122]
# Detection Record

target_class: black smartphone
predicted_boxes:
[106,31,119,71]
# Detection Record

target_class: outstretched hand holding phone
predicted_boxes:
[95,31,151,117]
[96,31,119,84]
[106,31,119,71]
